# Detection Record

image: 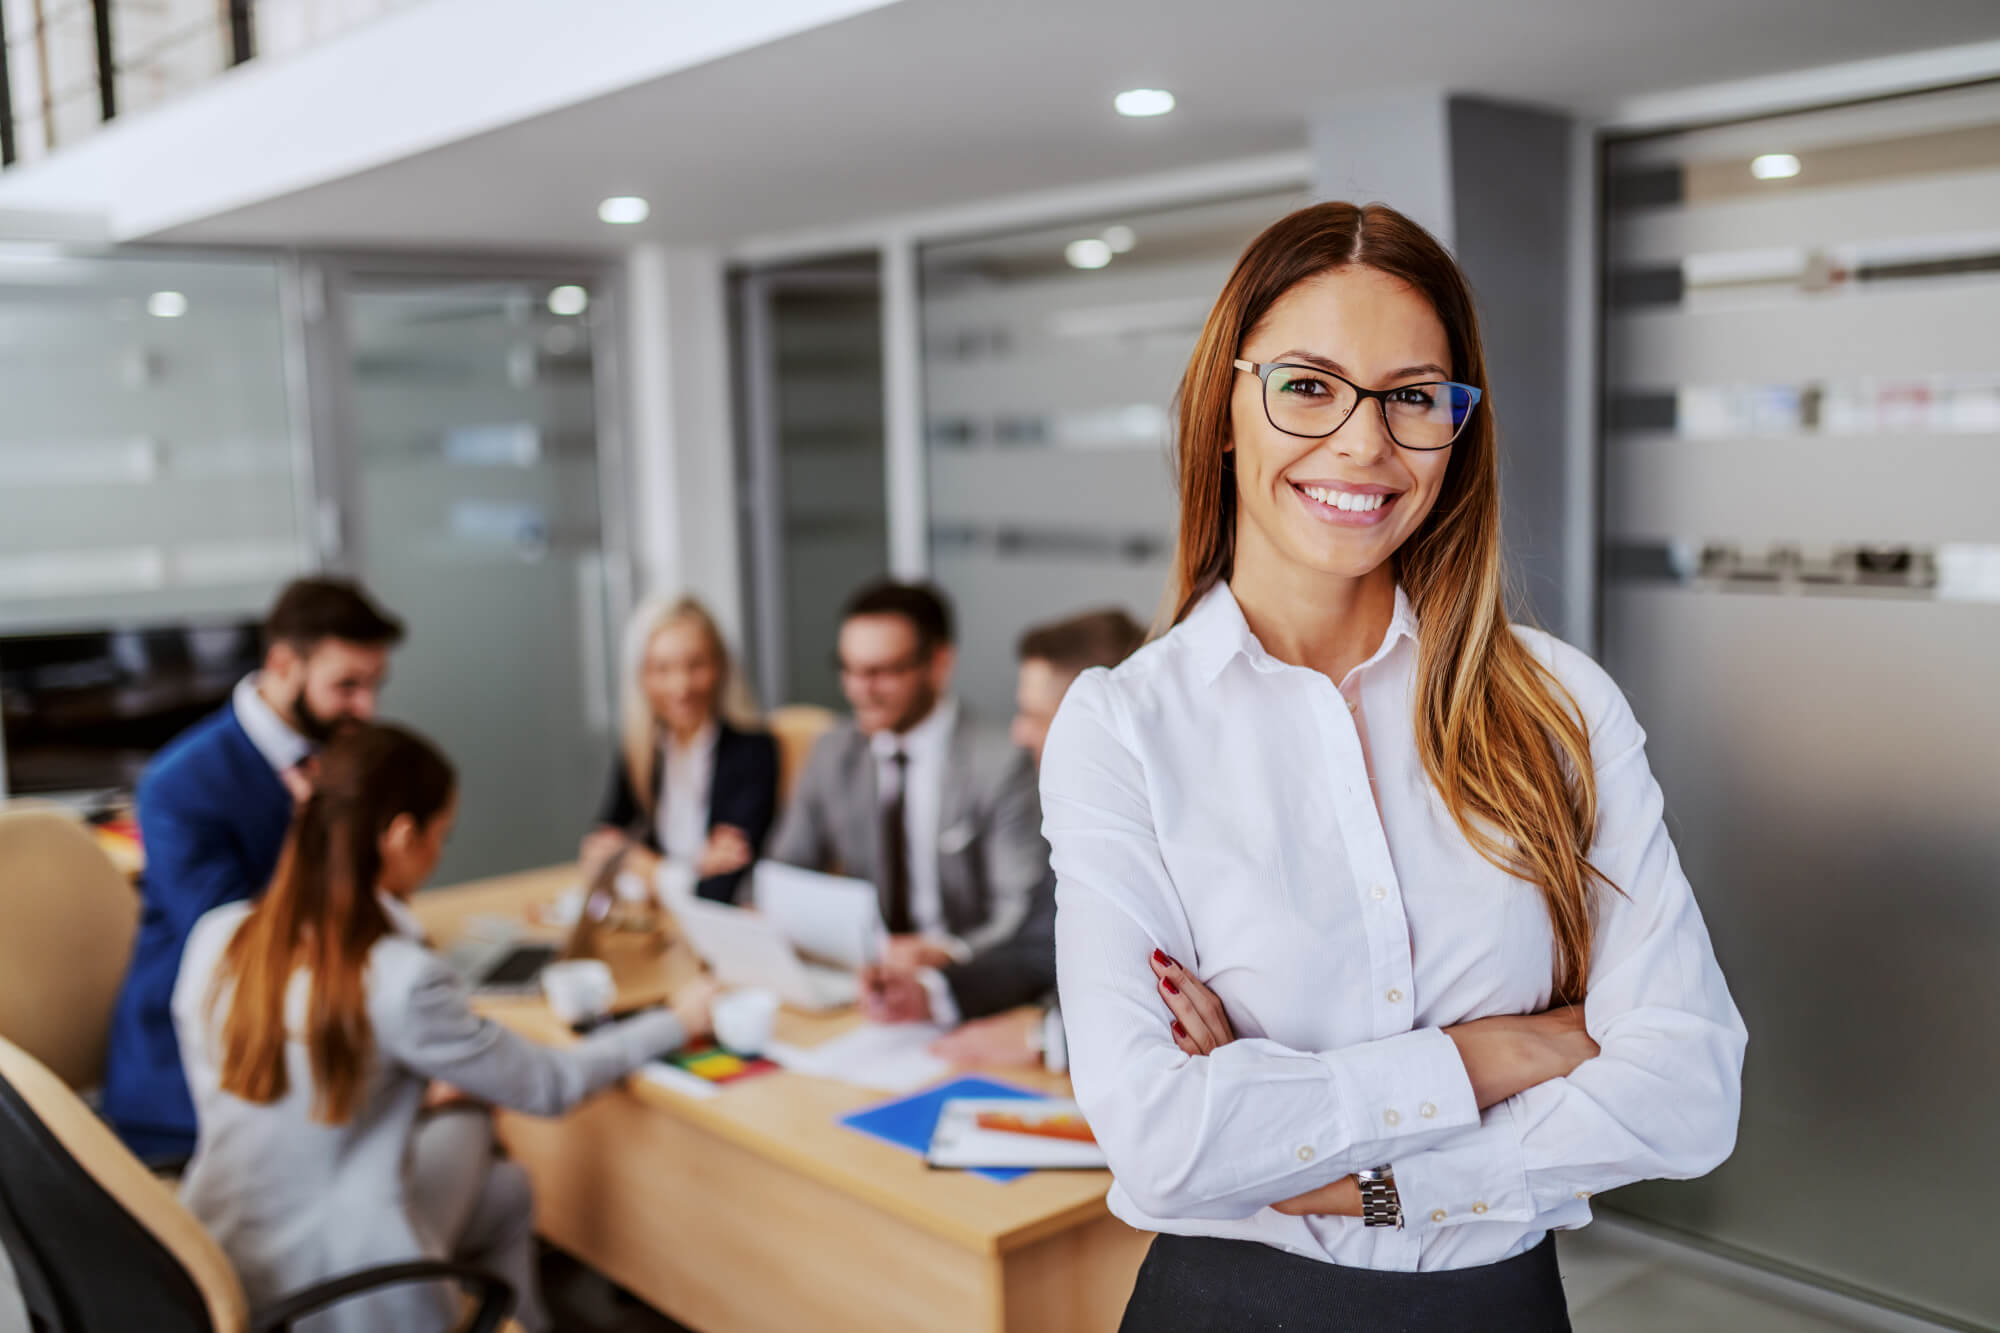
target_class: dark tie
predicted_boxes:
[881,748,913,935]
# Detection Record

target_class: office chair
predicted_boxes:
[0,1035,515,1333]
[766,703,839,807]
[0,810,139,1090]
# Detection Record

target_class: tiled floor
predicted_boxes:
[1562,1224,1877,1333]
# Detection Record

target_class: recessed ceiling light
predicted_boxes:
[147,290,188,318]
[1065,238,1114,270]
[1750,153,1801,180]
[598,196,651,225]
[1114,88,1175,118]
[1101,225,1137,254]
[547,285,590,317]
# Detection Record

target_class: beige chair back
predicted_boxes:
[0,1034,249,1333]
[0,809,140,1089]
[765,704,839,808]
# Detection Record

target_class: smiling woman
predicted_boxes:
[1043,201,1747,1332]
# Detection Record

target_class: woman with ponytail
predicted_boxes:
[173,723,714,1333]
[1043,201,1746,1331]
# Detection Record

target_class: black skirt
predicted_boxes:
[1119,1233,1572,1333]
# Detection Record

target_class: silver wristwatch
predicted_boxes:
[1356,1165,1403,1229]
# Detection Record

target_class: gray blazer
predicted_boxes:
[172,901,683,1333]
[766,707,1049,953]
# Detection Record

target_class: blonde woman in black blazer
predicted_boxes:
[583,597,777,903]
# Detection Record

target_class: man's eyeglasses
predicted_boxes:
[1234,359,1481,452]
[834,652,927,686]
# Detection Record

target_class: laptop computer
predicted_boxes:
[444,847,629,994]
[671,896,861,1011]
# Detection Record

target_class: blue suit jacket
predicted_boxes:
[101,705,294,1161]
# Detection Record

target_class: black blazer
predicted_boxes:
[594,722,779,903]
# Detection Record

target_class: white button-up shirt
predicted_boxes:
[655,720,719,864]
[1044,581,1745,1272]
[232,673,310,775]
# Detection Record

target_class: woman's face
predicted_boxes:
[642,617,721,736]
[1229,265,1457,585]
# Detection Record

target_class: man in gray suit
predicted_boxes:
[767,580,1048,970]
[859,608,1147,1068]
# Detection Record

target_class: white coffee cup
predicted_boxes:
[540,959,616,1026]
[712,987,780,1056]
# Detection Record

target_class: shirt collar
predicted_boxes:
[1183,581,1418,685]
[376,890,427,942]
[232,673,313,775]
[872,696,958,762]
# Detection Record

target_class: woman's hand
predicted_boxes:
[579,827,630,882]
[1149,949,1236,1055]
[671,976,721,1043]
[697,824,754,879]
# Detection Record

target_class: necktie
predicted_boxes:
[881,749,914,935]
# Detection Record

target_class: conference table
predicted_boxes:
[414,864,1151,1333]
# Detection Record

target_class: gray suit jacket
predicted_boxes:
[173,901,684,1333]
[766,707,1049,953]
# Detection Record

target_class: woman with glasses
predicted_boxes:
[1043,201,1746,1331]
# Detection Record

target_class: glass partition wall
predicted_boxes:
[0,246,628,885]
[1598,82,2000,1328]
[918,190,1307,718]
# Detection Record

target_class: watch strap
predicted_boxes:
[1356,1165,1403,1229]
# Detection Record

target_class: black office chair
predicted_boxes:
[0,1033,516,1332]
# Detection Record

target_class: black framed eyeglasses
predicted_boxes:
[1233,359,1482,452]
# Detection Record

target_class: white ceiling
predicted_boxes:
[155,0,2000,252]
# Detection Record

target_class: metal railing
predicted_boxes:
[0,0,407,170]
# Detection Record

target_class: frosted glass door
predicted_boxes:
[338,275,617,885]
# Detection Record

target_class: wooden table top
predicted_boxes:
[413,864,1116,1257]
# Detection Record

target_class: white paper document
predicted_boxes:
[636,1060,721,1101]
[768,1021,951,1093]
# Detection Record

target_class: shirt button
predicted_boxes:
[1296,1145,1315,1162]
[1383,1108,1401,1127]
[1419,1102,1437,1119]
[1347,698,1359,713]
[1369,884,1387,901]
[1430,1208,1447,1223]
[1385,988,1404,1004]
[1576,1190,1592,1201]
[1472,1202,1489,1215]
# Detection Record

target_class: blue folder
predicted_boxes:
[838,1076,1041,1183]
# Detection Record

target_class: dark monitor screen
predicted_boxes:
[0,620,263,795]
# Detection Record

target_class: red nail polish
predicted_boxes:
[1152,949,1171,967]
[1163,977,1180,994]
[1172,1020,1187,1038]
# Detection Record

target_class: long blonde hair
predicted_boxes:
[1172,201,1609,1004]
[619,596,751,810]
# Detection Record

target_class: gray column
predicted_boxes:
[1310,95,1578,638]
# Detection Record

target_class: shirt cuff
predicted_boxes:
[1393,1097,1535,1230]
[929,933,975,965]
[1320,1026,1480,1153]
[916,968,961,1027]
